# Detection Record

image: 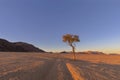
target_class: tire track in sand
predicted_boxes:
[66,63,85,80]
[44,59,73,80]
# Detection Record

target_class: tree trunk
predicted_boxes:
[71,46,76,60]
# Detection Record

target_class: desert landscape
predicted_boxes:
[0,52,120,80]
[1,0,120,80]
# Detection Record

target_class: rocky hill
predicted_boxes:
[0,38,45,52]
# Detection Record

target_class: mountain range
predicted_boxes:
[0,38,45,52]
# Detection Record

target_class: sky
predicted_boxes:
[0,0,120,54]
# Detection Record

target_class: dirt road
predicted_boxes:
[0,53,120,80]
[0,56,73,80]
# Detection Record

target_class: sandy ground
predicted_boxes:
[0,52,120,80]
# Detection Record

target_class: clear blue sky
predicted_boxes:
[0,0,120,53]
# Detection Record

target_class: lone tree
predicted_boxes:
[62,34,80,60]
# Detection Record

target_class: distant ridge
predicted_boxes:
[59,51,105,54]
[78,51,105,54]
[0,38,45,52]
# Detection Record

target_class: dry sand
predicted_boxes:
[0,52,120,80]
